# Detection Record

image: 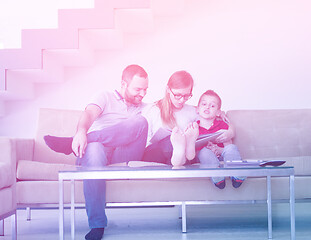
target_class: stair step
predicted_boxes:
[0,48,42,69]
[58,8,114,29]
[0,69,5,91]
[0,100,4,117]
[151,0,185,16]
[95,0,150,9]
[45,48,95,67]
[43,28,124,68]
[21,28,79,49]
[115,9,154,33]
[0,0,158,106]
[0,77,34,101]
[0,48,42,90]
[79,29,124,50]
[7,68,64,86]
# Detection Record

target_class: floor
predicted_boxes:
[1,202,311,240]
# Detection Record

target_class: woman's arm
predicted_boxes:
[215,122,235,143]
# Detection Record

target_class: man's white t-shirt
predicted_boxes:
[88,90,145,133]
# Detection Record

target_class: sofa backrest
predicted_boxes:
[34,108,311,167]
[33,108,82,164]
[227,109,311,160]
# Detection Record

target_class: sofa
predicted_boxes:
[7,108,311,219]
[0,137,17,240]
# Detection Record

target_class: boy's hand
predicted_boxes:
[205,142,223,157]
[215,127,234,143]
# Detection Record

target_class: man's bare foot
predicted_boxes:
[185,122,199,160]
[170,127,186,167]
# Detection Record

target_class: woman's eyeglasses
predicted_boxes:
[169,88,192,100]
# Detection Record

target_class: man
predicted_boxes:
[45,64,149,240]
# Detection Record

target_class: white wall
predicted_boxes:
[1,0,311,137]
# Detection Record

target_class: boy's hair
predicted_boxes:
[122,64,148,83]
[198,90,222,109]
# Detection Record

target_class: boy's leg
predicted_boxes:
[222,144,246,188]
[197,148,225,189]
[77,142,109,238]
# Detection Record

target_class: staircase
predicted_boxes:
[0,0,185,117]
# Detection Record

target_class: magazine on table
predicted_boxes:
[225,159,286,167]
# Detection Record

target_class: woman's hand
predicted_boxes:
[218,111,230,123]
[215,121,235,143]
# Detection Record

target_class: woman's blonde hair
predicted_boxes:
[156,71,194,128]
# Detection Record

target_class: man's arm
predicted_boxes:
[72,105,102,158]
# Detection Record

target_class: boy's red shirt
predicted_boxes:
[197,119,229,148]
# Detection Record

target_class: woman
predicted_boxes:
[142,70,234,167]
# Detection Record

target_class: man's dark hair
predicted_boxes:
[122,64,148,83]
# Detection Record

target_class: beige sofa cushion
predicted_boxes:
[17,160,77,181]
[33,108,82,165]
[16,160,168,181]
[227,109,311,174]
[14,138,34,162]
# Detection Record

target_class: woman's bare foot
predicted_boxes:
[170,127,186,167]
[185,122,199,160]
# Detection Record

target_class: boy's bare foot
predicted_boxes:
[185,122,199,160]
[170,127,186,167]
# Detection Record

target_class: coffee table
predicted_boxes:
[58,165,295,240]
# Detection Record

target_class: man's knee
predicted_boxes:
[130,115,148,136]
[80,142,109,167]
[134,115,148,128]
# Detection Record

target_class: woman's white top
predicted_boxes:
[142,103,198,145]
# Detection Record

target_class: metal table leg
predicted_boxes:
[11,211,17,240]
[71,180,75,240]
[182,202,187,233]
[267,175,272,239]
[59,178,64,240]
[290,174,295,240]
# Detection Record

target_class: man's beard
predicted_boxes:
[124,90,142,105]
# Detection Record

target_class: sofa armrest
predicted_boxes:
[12,138,34,162]
[0,137,16,188]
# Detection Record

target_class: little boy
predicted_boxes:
[187,90,245,189]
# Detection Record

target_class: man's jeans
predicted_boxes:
[76,115,148,228]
